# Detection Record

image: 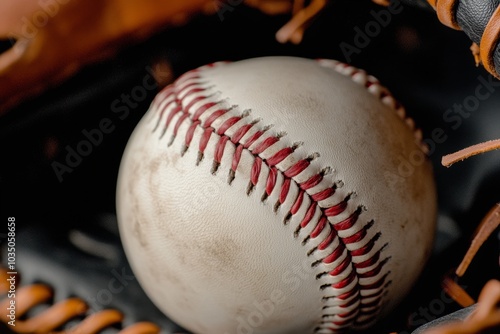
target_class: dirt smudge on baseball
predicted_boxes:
[196,237,242,276]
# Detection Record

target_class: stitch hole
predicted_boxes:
[293,223,302,238]
[159,126,168,139]
[196,152,204,166]
[205,89,218,97]
[316,271,329,280]
[251,118,262,125]
[319,283,331,290]
[302,235,310,246]
[273,200,281,213]
[282,212,292,225]
[380,242,389,252]
[180,145,188,157]
[152,119,161,133]
[307,246,318,257]
[211,161,220,175]
[246,182,255,196]
[381,256,391,266]
[373,231,382,240]
[276,131,287,139]
[321,307,336,313]
[335,179,344,188]
[241,109,251,118]
[216,104,236,116]
[355,205,365,214]
[316,321,330,327]
[228,169,236,185]
[292,141,303,151]
[262,124,274,132]
[261,192,268,203]
[322,166,333,175]
[311,259,322,267]
[365,220,375,231]
[307,152,320,161]
[349,205,363,219]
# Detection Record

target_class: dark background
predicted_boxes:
[0,1,499,333]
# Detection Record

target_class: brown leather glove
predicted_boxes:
[0,0,215,114]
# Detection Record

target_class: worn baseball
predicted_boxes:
[116,57,437,333]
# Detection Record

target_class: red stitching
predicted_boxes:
[279,179,291,204]
[266,167,278,196]
[184,120,200,149]
[231,123,253,143]
[253,136,279,154]
[183,95,206,114]
[358,261,386,278]
[285,159,311,178]
[337,289,357,301]
[250,157,262,186]
[318,230,335,251]
[351,233,380,257]
[338,307,359,318]
[214,136,229,163]
[299,171,322,189]
[173,113,189,139]
[329,256,351,276]
[148,59,413,332]
[311,187,336,201]
[218,116,241,135]
[354,250,381,269]
[165,105,182,130]
[333,210,360,230]
[325,199,349,217]
[342,227,369,244]
[199,128,212,155]
[243,130,264,149]
[204,109,227,128]
[338,295,360,308]
[290,190,304,215]
[193,102,216,121]
[267,147,294,166]
[300,202,317,228]
[322,243,345,264]
[231,144,244,173]
[360,274,389,290]
[332,270,356,289]
[311,216,328,238]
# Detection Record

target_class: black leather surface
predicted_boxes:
[455,0,500,76]
[0,2,499,333]
[455,0,498,44]
[405,0,500,76]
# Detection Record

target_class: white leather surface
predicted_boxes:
[116,57,437,333]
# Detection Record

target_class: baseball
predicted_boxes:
[116,56,437,333]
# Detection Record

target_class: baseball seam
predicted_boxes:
[147,60,424,333]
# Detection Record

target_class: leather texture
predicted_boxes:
[408,0,500,76]
[455,0,500,76]
[116,57,437,334]
[455,0,498,44]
